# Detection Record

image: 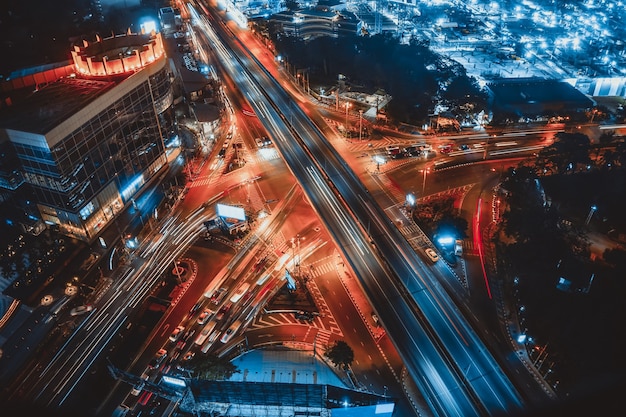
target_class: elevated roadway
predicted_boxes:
[191,3,525,416]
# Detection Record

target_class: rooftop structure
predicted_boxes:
[487,78,595,119]
[0,31,174,242]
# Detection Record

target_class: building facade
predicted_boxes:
[0,31,173,242]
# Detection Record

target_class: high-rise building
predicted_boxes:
[0,30,174,242]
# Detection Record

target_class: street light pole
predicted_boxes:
[345,102,350,135]
[359,109,363,141]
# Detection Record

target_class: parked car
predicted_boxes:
[294,310,314,321]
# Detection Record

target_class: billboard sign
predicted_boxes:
[216,203,246,221]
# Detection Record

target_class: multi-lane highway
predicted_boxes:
[192,3,525,416]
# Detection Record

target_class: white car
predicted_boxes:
[220,320,242,344]
[425,248,439,263]
[169,325,185,342]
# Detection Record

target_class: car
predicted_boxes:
[459,144,470,151]
[187,301,202,318]
[210,287,228,304]
[70,304,93,316]
[220,320,242,343]
[182,351,195,361]
[425,248,439,263]
[149,349,167,369]
[215,302,232,321]
[255,136,272,147]
[294,310,314,321]
[130,383,144,396]
[169,325,185,342]
[197,308,214,325]
[112,404,130,417]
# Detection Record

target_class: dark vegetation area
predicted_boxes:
[267,29,487,126]
[496,132,626,396]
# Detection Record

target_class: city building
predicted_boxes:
[487,78,595,121]
[0,30,174,242]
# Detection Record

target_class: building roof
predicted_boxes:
[488,78,594,117]
[0,77,115,135]
[192,102,220,123]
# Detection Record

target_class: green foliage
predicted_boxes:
[185,353,239,380]
[325,340,354,369]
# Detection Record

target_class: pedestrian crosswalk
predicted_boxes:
[398,223,420,236]
[304,261,335,278]
[417,184,475,203]
[314,329,333,348]
[256,148,281,161]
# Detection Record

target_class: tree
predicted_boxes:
[186,353,239,380]
[325,340,354,369]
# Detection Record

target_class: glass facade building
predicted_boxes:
[0,32,173,241]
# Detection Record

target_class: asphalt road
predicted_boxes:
[195,5,525,416]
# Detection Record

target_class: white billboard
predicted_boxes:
[216,203,246,221]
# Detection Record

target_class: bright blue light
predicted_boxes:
[121,175,144,202]
[437,236,455,245]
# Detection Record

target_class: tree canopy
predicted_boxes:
[185,353,239,380]
[325,340,354,369]
[269,31,486,125]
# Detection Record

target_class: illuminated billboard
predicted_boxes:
[216,204,246,221]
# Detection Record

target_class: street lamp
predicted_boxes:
[344,102,351,135]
